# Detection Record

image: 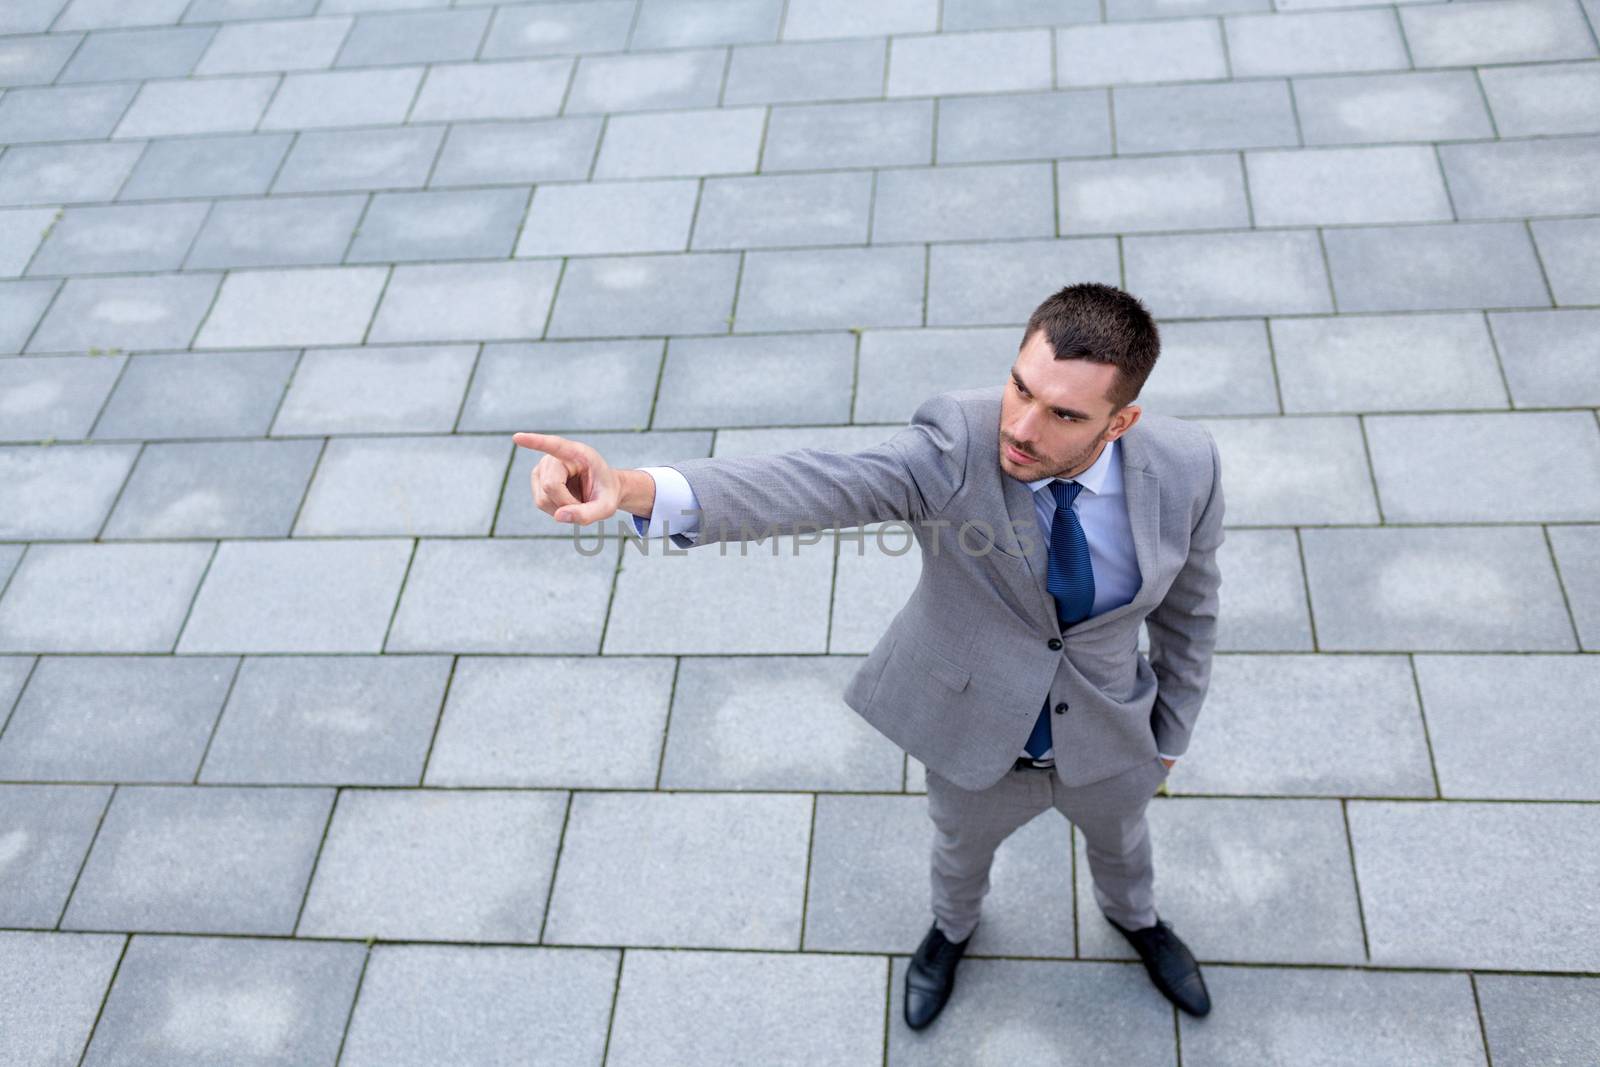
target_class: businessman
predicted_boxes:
[515,282,1224,1028]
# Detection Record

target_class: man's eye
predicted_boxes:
[1057,413,1075,421]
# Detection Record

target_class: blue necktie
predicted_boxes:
[1023,480,1095,759]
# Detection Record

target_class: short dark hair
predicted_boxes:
[1020,283,1160,414]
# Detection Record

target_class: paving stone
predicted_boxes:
[0,33,82,87]
[544,791,812,948]
[185,194,366,270]
[1059,154,1248,235]
[335,7,490,66]
[692,170,870,250]
[117,131,290,200]
[1137,318,1280,417]
[887,27,1051,96]
[0,143,143,207]
[660,656,904,791]
[63,785,332,935]
[82,935,364,1067]
[259,66,422,129]
[783,0,936,39]
[1367,411,1600,522]
[1175,654,1434,796]
[762,99,933,172]
[1209,529,1315,652]
[1179,967,1487,1066]
[0,443,135,539]
[1531,218,1600,305]
[0,785,111,928]
[1300,526,1575,651]
[196,266,386,348]
[426,655,670,789]
[517,178,698,257]
[830,528,923,651]
[609,950,885,1067]
[272,344,476,435]
[0,83,135,143]
[387,538,619,653]
[723,37,886,105]
[0,542,211,653]
[1549,522,1600,651]
[410,57,571,121]
[199,654,446,786]
[1203,415,1372,525]
[479,1,633,58]
[271,125,445,194]
[548,252,738,337]
[567,48,725,114]
[348,187,528,262]
[105,438,321,538]
[1349,799,1600,970]
[806,793,1076,954]
[1077,798,1367,964]
[0,931,123,1067]
[1400,0,1596,67]
[194,15,352,74]
[57,27,212,85]
[0,280,56,352]
[1293,69,1495,145]
[936,88,1110,163]
[0,654,234,783]
[1227,8,1408,76]
[28,202,209,276]
[854,326,1016,422]
[298,788,567,942]
[113,75,276,137]
[1440,136,1600,219]
[1113,80,1299,152]
[1109,0,1268,15]
[184,0,317,20]
[1056,19,1227,86]
[1323,222,1550,313]
[1270,311,1506,413]
[1488,309,1600,407]
[56,0,190,31]
[340,944,618,1067]
[735,245,925,332]
[873,162,1054,243]
[1246,145,1452,226]
[0,354,125,442]
[593,106,766,178]
[1414,654,1600,800]
[96,349,297,440]
[177,539,413,654]
[428,116,601,187]
[1125,230,1332,318]
[928,238,1119,327]
[654,332,854,427]
[1480,61,1600,137]
[943,0,1100,29]
[632,0,782,48]
[28,273,220,354]
[496,428,713,537]
[459,339,661,433]
[0,0,68,35]
[605,527,838,653]
[887,957,1173,1064]
[368,259,562,342]
[0,205,58,274]
[295,434,506,536]
[1476,974,1600,1067]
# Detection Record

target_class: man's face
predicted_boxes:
[998,331,1141,481]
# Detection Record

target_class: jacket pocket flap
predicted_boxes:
[902,642,972,692]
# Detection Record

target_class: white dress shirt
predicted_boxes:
[631,445,1180,763]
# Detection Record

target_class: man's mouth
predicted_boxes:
[1004,442,1037,464]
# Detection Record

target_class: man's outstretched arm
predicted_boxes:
[1146,431,1225,760]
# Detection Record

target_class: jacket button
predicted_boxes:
[1053,702,1068,715]
[1047,638,1062,650]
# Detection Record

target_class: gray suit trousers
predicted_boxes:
[925,756,1171,942]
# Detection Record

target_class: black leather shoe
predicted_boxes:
[1106,914,1211,1017]
[904,922,971,1030]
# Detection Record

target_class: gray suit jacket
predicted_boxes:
[664,384,1225,791]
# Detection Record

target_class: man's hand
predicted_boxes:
[513,431,629,526]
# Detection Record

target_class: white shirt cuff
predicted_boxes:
[633,465,700,542]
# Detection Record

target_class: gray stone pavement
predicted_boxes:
[0,0,1597,1062]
